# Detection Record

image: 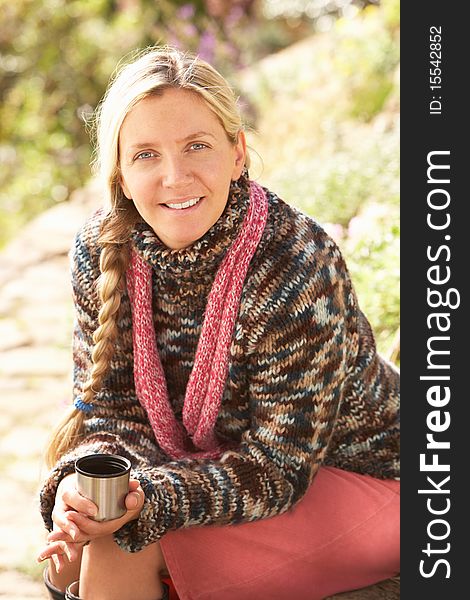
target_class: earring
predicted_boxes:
[232,166,249,182]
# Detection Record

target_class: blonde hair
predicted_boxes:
[46,46,249,467]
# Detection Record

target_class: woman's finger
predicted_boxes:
[51,554,62,574]
[125,484,145,512]
[51,510,81,541]
[36,546,52,563]
[55,473,98,517]
[62,488,98,517]
[65,493,144,538]
[37,540,67,562]
[37,540,82,564]
[125,491,142,511]
[65,511,109,535]
[128,478,141,491]
[47,529,73,543]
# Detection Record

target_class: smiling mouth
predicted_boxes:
[164,197,203,210]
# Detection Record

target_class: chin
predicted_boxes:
[164,234,199,250]
[172,227,210,250]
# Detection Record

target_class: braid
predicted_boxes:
[81,243,129,405]
[45,238,130,468]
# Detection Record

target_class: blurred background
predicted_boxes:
[0,0,399,597]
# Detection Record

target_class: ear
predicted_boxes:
[231,130,247,181]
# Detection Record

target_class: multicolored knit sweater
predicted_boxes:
[40,176,400,552]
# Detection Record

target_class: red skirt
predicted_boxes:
[160,467,400,600]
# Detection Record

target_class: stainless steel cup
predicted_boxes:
[75,454,131,522]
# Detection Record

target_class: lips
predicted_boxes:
[164,197,203,210]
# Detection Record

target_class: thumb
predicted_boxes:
[125,490,144,511]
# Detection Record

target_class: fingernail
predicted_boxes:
[69,527,77,540]
[87,506,97,517]
[128,493,138,509]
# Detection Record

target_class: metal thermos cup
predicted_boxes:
[75,454,131,522]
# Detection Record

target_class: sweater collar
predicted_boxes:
[130,174,250,275]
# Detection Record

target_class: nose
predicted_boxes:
[161,154,193,188]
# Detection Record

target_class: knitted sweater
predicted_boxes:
[40,178,400,553]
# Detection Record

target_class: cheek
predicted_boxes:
[206,160,236,190]
[120,178,131,199]
[120,170,150,201]
[119,165,133,199]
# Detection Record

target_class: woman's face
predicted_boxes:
[118,88,246,250]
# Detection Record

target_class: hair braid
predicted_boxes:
[45,240,129,467]
[81,243,129,404]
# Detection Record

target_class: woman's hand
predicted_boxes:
[50,474,145,541]
[36,474,145,571]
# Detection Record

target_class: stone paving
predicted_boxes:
[0,186,98,599]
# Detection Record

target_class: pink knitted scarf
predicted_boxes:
[127,181,268,459]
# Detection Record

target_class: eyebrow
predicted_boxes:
[127,131,217,151]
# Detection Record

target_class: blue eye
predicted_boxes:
[135,151,155,160]
[190,143,207,151]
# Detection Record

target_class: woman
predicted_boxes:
[37,46,399,600]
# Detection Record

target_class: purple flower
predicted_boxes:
[197,30,216,63]
[177,3,195,20]
[226,6,244,28]
[184,24,198,37]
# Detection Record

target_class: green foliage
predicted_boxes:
[343,203,400,356]
[256,124,399,228]
[0,0,127,246]
[333,6,399,121]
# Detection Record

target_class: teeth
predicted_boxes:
[166,197,201,210]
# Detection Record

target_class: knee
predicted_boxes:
[348,494,400,577]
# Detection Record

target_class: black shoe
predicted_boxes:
[161,581,170,600]
[43,568,66,600]
[64,579,169,599]
[65,581,80,600]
